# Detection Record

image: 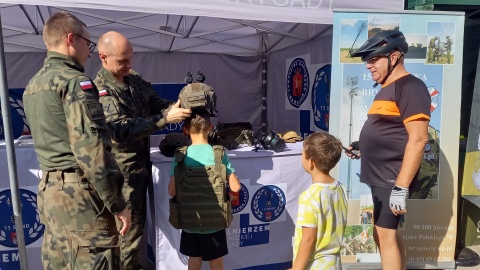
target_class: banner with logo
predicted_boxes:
[329,10,463,268]
[267,31,334,137]
[0,146,43,270]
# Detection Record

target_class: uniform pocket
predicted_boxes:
[70,230,120,270]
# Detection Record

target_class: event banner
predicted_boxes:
[329,10,464,269]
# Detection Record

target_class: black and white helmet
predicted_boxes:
[350,30,408,61]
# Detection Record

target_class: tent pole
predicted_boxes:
[261,32,268,131]
[262,55,267,130]
[0,12,29,270]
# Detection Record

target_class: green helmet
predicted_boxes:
[178,82,217,116]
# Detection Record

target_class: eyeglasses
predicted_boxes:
[74,34,96,53]
[363,56,386,65]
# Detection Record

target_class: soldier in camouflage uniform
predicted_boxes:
[94,31,191,269]
[23,12,131,270]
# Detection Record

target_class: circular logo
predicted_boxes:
[424,143,431,152]
[286,58,310,108]
[251,185,286,222]
[228,183,249,214]
[312,65,331,131]
[0,189,44,247]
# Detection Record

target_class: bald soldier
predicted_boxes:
[94,31,191,269]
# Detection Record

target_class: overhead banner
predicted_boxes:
[330,10,464,269]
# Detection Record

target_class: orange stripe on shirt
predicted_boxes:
[403,113,430,124]
[367,100,400,116]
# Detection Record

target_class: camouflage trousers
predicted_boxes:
[38,170,120,270]
[116,169,150,270]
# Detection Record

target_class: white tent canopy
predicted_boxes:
[0,0,403,55]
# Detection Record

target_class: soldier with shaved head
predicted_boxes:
[95,31,191,269]
[23,12,131,270]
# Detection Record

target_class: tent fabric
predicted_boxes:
[0,0,404,25]
[4,50,264,131]
[0,1,404,55]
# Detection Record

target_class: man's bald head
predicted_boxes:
[98,31,133,81]
[98,31,132,56]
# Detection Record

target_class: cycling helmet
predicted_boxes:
[350,30,408,61]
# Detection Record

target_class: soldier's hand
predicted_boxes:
[116,207,132,235]
[165,100,191,123]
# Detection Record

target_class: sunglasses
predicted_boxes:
[363,56,387,65]
[74,34,96,53]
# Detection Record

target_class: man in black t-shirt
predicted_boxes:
[348,30,430,270]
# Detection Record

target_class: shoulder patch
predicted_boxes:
[79,80,93,91]
[98,89,109,96]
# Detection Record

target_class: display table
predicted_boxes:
[0,142,310,270]
[150,142,310,270]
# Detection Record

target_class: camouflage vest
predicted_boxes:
[169,145,233,230]
[394,87,439,199]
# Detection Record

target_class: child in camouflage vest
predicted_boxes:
[168,109,241,270]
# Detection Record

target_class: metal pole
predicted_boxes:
[347,91,354,199]
[0,12,29,270]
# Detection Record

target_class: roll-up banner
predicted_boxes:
[330,9,464,269]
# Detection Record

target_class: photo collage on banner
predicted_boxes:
[330,10,464,268]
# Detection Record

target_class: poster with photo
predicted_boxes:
[331,10,464,269]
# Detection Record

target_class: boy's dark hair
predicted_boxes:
[303,132,342,173]
[184,109,211,134]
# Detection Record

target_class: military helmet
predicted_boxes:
[350,30,409,61]
[178,82,217,116]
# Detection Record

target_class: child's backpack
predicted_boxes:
[169,145,233,230]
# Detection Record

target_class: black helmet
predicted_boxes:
[350,30,408,61]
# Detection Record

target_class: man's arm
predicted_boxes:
[396,119,429,188]
[291,227,316,270]
[99,93,168,142]
[391,119,429,215]
[63,76,127,215]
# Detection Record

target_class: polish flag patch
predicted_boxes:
[79,80,93,90]
[99,89,109,96]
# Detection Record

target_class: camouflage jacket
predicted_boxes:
[23,52,126,214]
[94,68,172,175]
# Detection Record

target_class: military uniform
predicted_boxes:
[94,67,172,269]
[445,36,453,64]
[23,52,126,269]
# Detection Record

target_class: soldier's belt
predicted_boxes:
[44,169,83,183]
